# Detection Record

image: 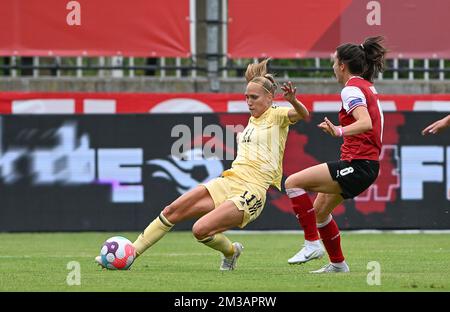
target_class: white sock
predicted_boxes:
[305,239,321,248]
[316,215,333,229]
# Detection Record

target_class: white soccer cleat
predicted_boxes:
[288,242,325,264]
[310,262,350,274]
[220,242,244,271]
[95,256,106,268]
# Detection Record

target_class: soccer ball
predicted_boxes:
[99,236,136,270]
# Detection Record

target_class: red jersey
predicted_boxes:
[338,76,384,161]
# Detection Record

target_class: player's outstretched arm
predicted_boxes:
[421,115,450,135]
[281,81,309,122]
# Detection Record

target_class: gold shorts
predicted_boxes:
[201,175,267,228]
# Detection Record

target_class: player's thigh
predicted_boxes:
[313,192,343,223]
[192,200,244,239]
[162,185,215,223]
[285,163,342,194]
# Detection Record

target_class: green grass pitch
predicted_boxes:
[0,232,449,291]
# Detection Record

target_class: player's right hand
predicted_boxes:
[421,115,450,135]
[318,118,334,136]
[318,117,341,137]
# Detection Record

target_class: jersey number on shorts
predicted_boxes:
[339,167,354,177]
[240,190,263,216]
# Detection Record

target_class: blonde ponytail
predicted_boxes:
[245,59,277,95]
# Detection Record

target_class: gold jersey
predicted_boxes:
[222,106,295,190]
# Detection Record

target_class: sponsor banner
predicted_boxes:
[228,0,450,58]
[0,113,449,231]
[2,92,450,114]
[0,0,190,57]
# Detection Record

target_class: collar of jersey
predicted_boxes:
[345,76,364,86]
[251,106,271,123]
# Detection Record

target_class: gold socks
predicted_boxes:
[198,233,235,257]
[133,213,174,256]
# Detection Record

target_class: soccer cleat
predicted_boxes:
[310,262,350,274]
[288,242,325,264]
[95,256,106,268]
[220,242,244,271]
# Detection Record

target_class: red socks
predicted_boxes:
[287,188,345,263]
[317,216,345,263]
[287,188,319,241]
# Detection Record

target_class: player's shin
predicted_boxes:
[286,188,320,241]
[198,233,234,257]
[317,215,345,263]
[133,212,174,256]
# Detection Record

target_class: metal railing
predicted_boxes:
[1,56,449,81]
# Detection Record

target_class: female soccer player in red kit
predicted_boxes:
[285,36,388,273]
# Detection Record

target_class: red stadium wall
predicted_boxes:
[0,0,190,57]
[1,0,449,58]
[228,0,450,58]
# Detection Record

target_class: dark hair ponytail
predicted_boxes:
[337,36,388,82]
[361,36,388,82]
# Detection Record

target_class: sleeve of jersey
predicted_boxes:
[341,86,367,114]
[273,106,295,127]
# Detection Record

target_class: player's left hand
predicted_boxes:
[281,81,297,103]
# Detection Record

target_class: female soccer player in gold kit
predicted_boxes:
[96,59,309,270]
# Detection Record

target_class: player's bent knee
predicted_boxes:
[162,204,181,223]
[284,176,296,189]
[285,175,304,190]
[192,221,210,240]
